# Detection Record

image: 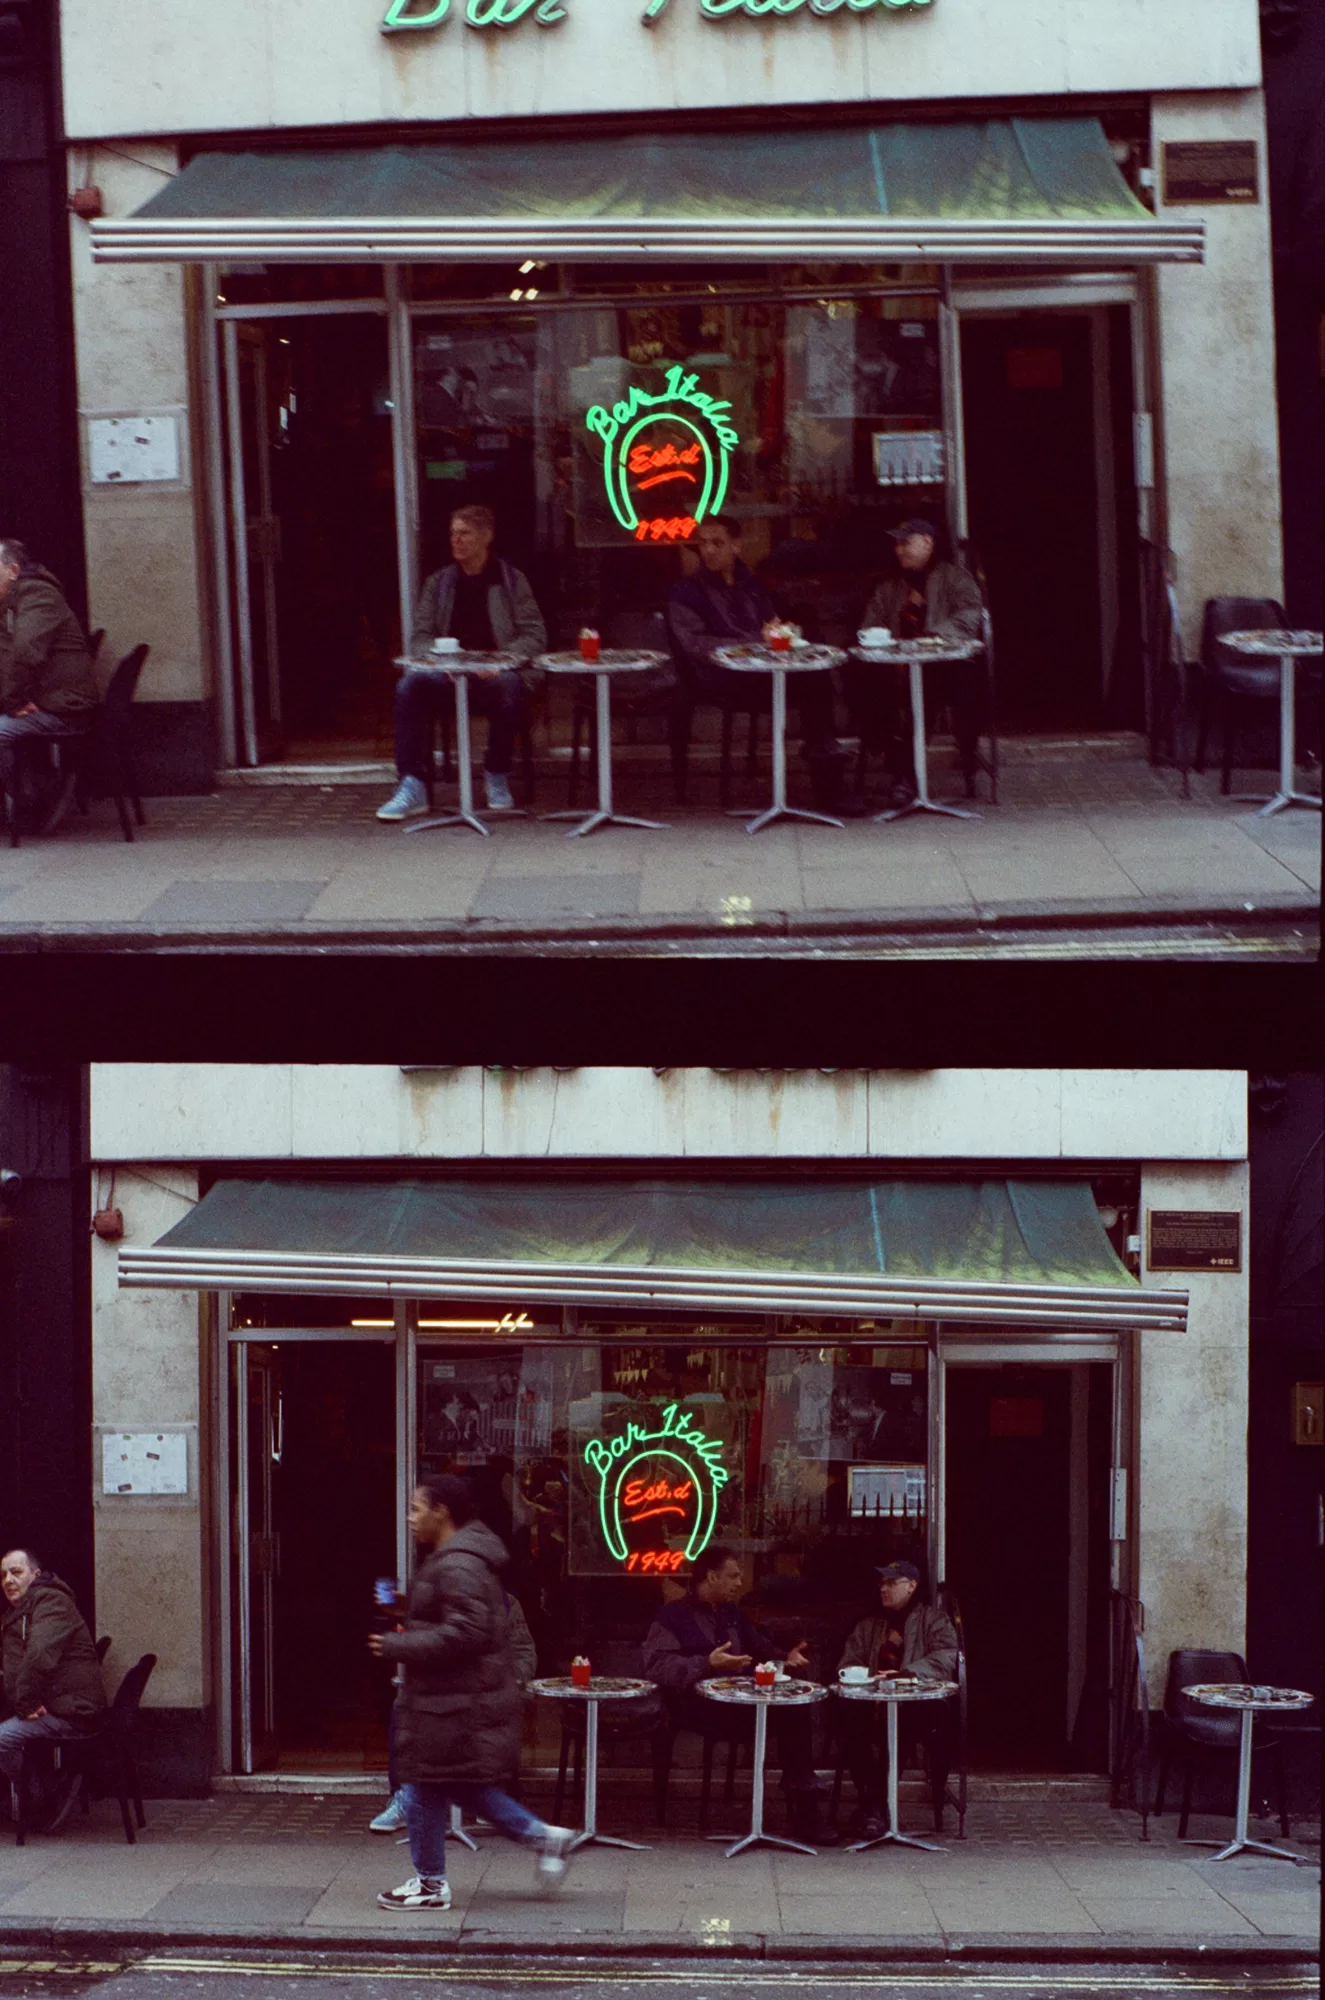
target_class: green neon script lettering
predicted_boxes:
[382,0,449,26]
[584,1408,729,1566]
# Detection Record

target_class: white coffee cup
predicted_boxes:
[839,1665,871,1685]
[432,636,461,654]
[858,627,892,648]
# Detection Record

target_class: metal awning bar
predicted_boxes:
[90,215,1205,266]
[118,1245,1188,1331]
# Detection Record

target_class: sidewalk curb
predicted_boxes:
[0,1922,1316,1967]
[0,896,1317,954]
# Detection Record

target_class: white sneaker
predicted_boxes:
[484,773,515,811]
[376,776,429,821]
[377,1874,451,1911]
[534,1824,576,1892]
[369,1792,408,1834]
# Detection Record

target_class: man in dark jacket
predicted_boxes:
[0,541,99,826]
[836,1559,959,1837]
[850,518,985,802]
[376,505,547,821]
[642,1545,834,1843]
[368,1476,573,1911]
[667,516,839,762]
[0,1550,107,1788]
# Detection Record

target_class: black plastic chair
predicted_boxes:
[1152,1649,1290,1838]
[1191,597,1304,793]
[12,1652,156,1847]
[550,1639,671,1826]
[8,643,150,849]
[665,604,768,810]
[651,1688,750,1832]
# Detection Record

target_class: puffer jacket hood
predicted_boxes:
[1,1570,108,1723]
[441,1518,510,1574]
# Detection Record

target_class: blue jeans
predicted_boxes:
[0,1713,84,1782]
[402,1781,547,1881]
[0,709,91,793]
[394,670,526,782]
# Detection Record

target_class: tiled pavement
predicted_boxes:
[0,1792,1317,1950]
[0,740,1316,949]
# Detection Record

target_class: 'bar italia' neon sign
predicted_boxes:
[586,366,738,543]
[584,1402,729,1570]
[643,0,929,17]
[383,0,565,29]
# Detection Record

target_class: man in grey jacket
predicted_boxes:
[850,519,985,803]
[837,1560,958,1838]
[1,1550,107,1796]
[377,506,547,821]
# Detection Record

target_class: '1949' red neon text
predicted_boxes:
[626,1550,687,1573]
[634,517,697,543]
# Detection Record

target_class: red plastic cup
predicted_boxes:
[579,630,601,664]
[571,1659,592,1688]
[754,1664,776,1689]
[767,630,792,654]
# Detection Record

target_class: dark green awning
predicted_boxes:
[119,1176,1188,1330]
[91,118,1203,265]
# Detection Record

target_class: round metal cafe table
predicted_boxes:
[711,643,846,834]
[1183,1684,1313,1863]
[393,650,526,837]
[697,1675,829,1857]
[834,1676,959,1853]
[1220,631,1323,818]
[529,1676,655,1853]
[536,650,672,836]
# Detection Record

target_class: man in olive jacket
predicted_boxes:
[836,1560,958,1837]
[0,1550,107,1787]
[368,1476,573,1912]
[0,541,99,816]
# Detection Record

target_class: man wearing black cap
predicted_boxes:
[852,520,984,804]
[836,1561,958,1837]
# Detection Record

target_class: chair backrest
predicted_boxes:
[1163,1647,1246,1717]
[101,643,151,718]
[108,1652,157,1728]
[603,609,669,654]
[94,1635,112,1664]
[1200,597,1286,672]
[88,628,106,665]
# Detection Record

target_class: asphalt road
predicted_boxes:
[0,1954,1317,2000]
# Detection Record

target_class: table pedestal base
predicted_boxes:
[449,1804,478,1852]
[542,809,669,838]
[707,1829,818,1859]
[567,1699,651,1856]
[406,809,491,837]
[1235,791,1322,818]
[874,658,981,825]
[874,798,980,824]
[1180,1707,1302,1866]
[1183,1835,1303,1864]
[847,1702,947,1859]
[703,1702,818,1859]
[728,805,845,834]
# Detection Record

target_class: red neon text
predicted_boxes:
[625,1550,687,1574]
[633,517,697,543]
[628,442,702,475]
[623,1476,693,1524]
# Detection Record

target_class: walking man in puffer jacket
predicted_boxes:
[0,1550,108,1797]
[368,1475,574,1911]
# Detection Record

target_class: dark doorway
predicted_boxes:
[234,317,399,762]
[268,1343,396,1770]
[944,1364,1112,1771]
[960,314,1104,728]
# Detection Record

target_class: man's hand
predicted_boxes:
[23,1706,48,1720]
[784,1642,809,1671]
[708,1641,753,1671]
[367,1634,386,1658]
[15,703,37,717]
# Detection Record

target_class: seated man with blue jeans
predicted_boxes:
[1,1550,107,1810]
[377,506,547,820]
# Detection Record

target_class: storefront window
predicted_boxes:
[414,1324,931,1754]
[411,288,945,643]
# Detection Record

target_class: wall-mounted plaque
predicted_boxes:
[1147,1210,1242,1272]
[1161,141,1259,205]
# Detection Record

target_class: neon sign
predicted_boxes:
[382,0,565,31]
[643,0,929,18]
[584,1402,729,1569]
[585,365,738,544]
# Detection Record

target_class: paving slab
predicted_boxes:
[146,1886,322,1926]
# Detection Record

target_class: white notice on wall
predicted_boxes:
[88,416,180,485]
[101,1432,189,1496]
